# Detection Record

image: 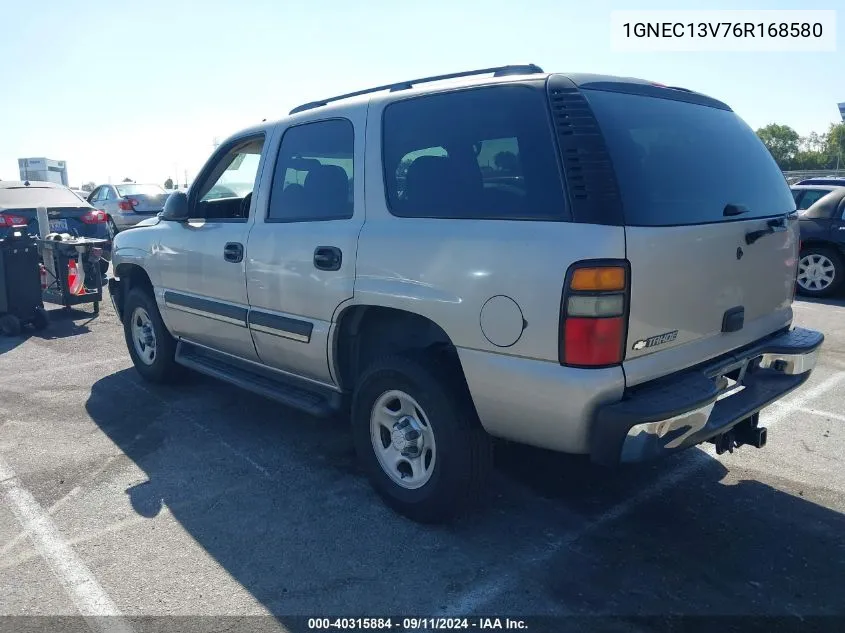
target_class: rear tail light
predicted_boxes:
[0,213,27,227]
[560,263,629,367]
[81,210,107,224]
[118,198,139,211]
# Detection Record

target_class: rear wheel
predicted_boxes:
[351,353,493,523]
[796,247,843,297]
[123,288,181,383]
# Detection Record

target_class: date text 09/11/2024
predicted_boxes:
[307,618,529,630]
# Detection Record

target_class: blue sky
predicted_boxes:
[1,0,842,186]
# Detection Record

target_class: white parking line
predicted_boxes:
[0,454,135,633]
[439,370,845,616]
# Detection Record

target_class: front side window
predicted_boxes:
[193,136,265,220]
[382,86,566,220]
[267,119,354,222]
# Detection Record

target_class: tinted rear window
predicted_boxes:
[584,89,795,226]
[0,186,88,209]
[116,184,166,196]
[382,86,567,221]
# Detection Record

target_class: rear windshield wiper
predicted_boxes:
[723,203,750,217]
[745,216,787,245]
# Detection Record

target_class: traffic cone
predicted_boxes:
[67,259,84,295]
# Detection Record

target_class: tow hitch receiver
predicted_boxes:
[711,413,767,455]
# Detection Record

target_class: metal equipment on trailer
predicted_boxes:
[0,226,49,335]
[38,235,107,315]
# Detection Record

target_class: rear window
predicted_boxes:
[0,186,87,209]
[116,184,166,197]
[382,86,566,221]
[584,89,795,226]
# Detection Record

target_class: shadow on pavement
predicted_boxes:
[84,368,845,629]
[0,306,95,356]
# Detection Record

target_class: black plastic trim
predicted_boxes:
[163,291,247,325]
[590,327,824,465]
[248,309,313,342]
[545,75,624,226]
[176,341,339,417]
[579,82,732,111]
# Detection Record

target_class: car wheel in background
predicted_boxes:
[351,352,493,523]
[0,314,22,337]
[123,288,182,383]
[796,247,843,298]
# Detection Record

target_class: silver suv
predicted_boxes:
[109,64,823,523]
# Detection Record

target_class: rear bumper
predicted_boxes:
[591,327,823,465]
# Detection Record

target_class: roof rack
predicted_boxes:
[289,64,545,115]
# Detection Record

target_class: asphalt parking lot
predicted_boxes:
[1,292,844,632]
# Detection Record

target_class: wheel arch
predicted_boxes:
[332,304,467,393]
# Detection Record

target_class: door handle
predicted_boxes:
[223,242,244,263]
[313,246,342,271]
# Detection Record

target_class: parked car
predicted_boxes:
[0,181,111,275]
[791,184,843,211]
[795,177,845,187]
[796,187,845,297]
[109,64,823,522]
[88,183,170,236]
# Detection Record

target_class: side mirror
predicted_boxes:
[161,191,190,221]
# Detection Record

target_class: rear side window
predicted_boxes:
[584,89,795,226]
[382,86,566,220]
[268,119,354,222]
[796,189,833,211]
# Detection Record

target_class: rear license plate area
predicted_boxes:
[49,219,69,233]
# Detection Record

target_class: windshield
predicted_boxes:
[0,186,88,209]
[116,184,167,197]
[584,89,795,226]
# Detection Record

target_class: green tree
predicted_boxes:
[81,181,96,192]
[164,177,174,189]
[122,177,133,183]
[756,124,800,169]
[823,122,845,169]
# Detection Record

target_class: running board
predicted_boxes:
[175,341,341,418]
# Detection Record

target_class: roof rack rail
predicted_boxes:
[289,64,544,115]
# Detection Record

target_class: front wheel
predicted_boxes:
[796,247,843,297]
[351,353,493,523]
[123,288,181,383]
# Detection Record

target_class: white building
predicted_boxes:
[18,157,68,185]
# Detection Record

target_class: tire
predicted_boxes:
[0,314,22,337]
[123,287,181,383]
[32,307,49,331]
[351,352,493,523]
[796,246,844,298]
